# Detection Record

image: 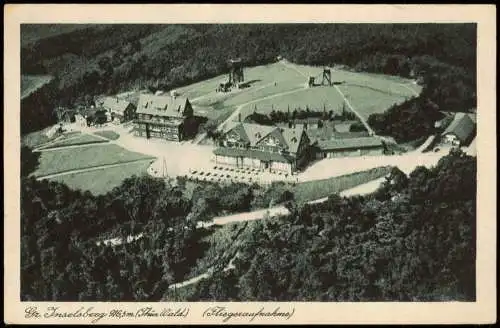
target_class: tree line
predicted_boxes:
[245,105,358,127]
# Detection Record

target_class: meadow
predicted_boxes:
[39,133,109,149]
[22,129,81,149]
[336,84,409,120]
[179,61,421,128]
[48,160,153,195]
[94,130,121,140]
[34,144,155,177]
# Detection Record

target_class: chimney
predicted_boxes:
[238,113,242,122]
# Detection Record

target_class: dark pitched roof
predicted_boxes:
[136,94,190,118]
[81,107,106,118]
[224,122,306,152]
[318,136,384,151]
[281,125,305,153]
[333,131,370,139]
[101,97,134,114]
[441,113,475,142]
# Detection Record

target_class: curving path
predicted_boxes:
[397,82,420,97]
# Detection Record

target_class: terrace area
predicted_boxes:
[184,165,299,186]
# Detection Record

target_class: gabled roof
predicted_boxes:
[101,97,134,114]
[136,94,190,118]
[81,108,107,118]
[241,123,277,147]
[318,136,384,151]
[281,125,305,153]
[441,112,475,143]
[223,122,306,152]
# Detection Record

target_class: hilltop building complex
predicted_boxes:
[213,122,311,174]
[134,93,195,141]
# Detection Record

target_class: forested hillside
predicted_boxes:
[21,147,476,301]
[21,24,476,139]
[189,149,476,301]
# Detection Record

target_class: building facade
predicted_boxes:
[316,136,385,159]
[213,122,311,174]
[100,97,136,122]
[134,94,194,141]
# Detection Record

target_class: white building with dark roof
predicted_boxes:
[133,93,194,141]
[214,122,311,173]
[100,97,136,122]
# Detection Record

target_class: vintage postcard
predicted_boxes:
[4,4,497,325]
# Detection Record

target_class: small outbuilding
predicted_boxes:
[316,136,385,159]
[440,112,476,147]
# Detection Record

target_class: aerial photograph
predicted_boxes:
[20,23,477,302]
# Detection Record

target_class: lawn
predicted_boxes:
[223,80,304,108]
[182,61,417,125]
[293,166,393,203]
[22,129,82,149]
[336,84,409,120]
[48,160,154,195]
[286,62,419,89]
[94,130,120,140]
[178,62,304,101]
[39,133,109,149]
[34,144,155,177]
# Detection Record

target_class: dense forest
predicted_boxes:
[21,24,476,140]
[189,149,477,301]
[21,145,476,301]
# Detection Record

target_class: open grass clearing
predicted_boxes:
[47,160,153,195]
[23,129,82,149]
[293,166,393,203]
[94,130,121,140]
[336,84,409,120]
[223,80,304,108]
[177,62,304,100]
[34,144,155,177]
[38,133,109,149]
[285,61,419,87]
